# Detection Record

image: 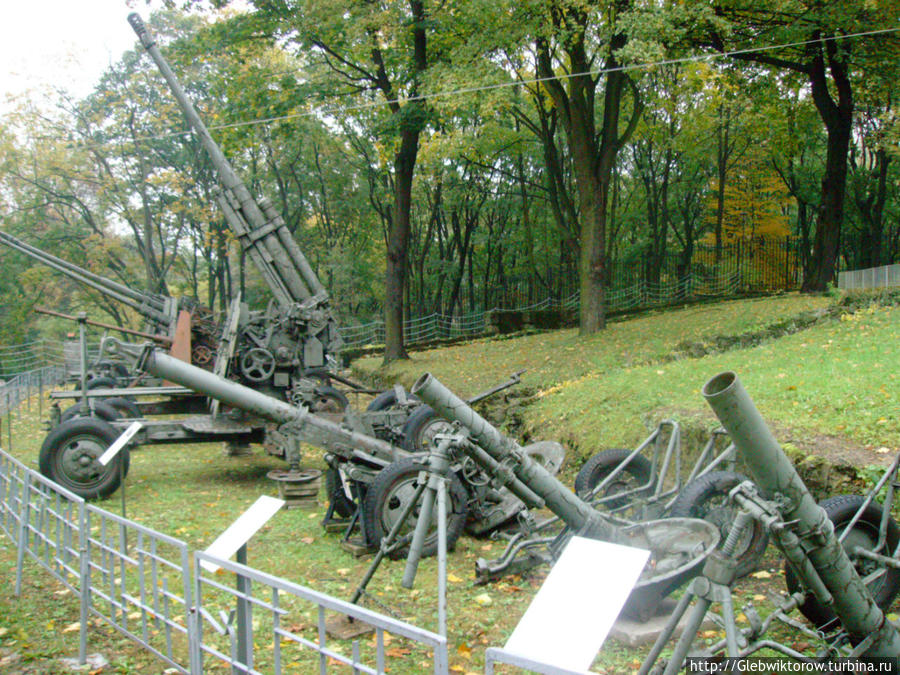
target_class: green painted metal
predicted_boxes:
[702,371,900,658]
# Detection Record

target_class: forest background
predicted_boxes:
[0,0,898,360]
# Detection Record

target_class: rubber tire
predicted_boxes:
[362,458,468,559]
[309,385,349,414]
[86,376,117,390]
[324,467,356,519]
[103,397,142,419]
[366,389,418,412]
[59,400,122,424]
[39,417,130,500]
[668,471,769,579]
[574,448,655,509]
[86,375,136,403]
[401,405,454,452]
[784,494,900,629]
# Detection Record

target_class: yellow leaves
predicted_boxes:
[447,573,463,583]
[456,642,472,659]
[62,621,81,633]
[751,570,772,579]
[473,593,492,606]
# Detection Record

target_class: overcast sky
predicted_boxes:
[1,0,168,106]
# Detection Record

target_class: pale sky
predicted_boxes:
[1,0,168,106]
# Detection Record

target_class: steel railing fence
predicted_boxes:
[0,365,68,416]
[838,264,900,291]
[193,551,449,675]
[0,446,450,674]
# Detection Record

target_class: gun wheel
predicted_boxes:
[668,471,769,579]
[362,458,468,559]
[401,405,453,452]
[240,347,276,383]
[574,448,655,509]
[39,417,130,500]
[309,385,349,414]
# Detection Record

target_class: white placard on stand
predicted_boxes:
[98,421,143,466]
[201,495,285,572]
[503,536,650,673]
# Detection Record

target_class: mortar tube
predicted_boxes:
[702,371,900,658]
[412,373,615,541]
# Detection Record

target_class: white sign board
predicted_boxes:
[201,495,285,572]
[503,536,650,673]
[98,421,143,466]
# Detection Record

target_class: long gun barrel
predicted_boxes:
[0,229,173,328]
[34,306,173,344]
[128,13,325,311]
[104,338,399,465]
[702,372,900,657]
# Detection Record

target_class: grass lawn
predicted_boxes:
[1,290,898,673]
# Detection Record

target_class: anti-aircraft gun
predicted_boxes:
[0,228,220,372]
[128,13,342,406]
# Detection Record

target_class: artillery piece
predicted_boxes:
[41,338,558,554]
[0,229,220,372]
[635,372,900,673]
[408,372,722,620]
[128,13,343,407]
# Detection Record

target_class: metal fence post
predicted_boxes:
[14,471,32,596]
[235,544,252,675]
[6,389,11,452]
[78,502,89,665]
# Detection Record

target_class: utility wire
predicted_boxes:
[70,24,900,150]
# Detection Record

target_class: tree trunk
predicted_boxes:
[801,42,853,292]
[383,128,419,362]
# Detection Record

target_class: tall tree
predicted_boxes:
[236,0,440,361]
[529,0,643,334]
[693,0,900,290]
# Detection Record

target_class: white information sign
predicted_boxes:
[201,495,285,572]
[503,536,650,673]
[97,421,143,466]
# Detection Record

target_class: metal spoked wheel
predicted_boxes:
[668,471,769,579]
[39,417,130,500]
[239,347,277,383]
[362,458,468,559]
[401,405,453,451]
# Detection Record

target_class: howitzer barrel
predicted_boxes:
[412,372,615,540]
[128,13,324,309]
[103,338,400,464]
[703,372,900,657]
[0,229,171,326]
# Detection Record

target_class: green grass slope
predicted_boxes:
[354,292,898,467]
